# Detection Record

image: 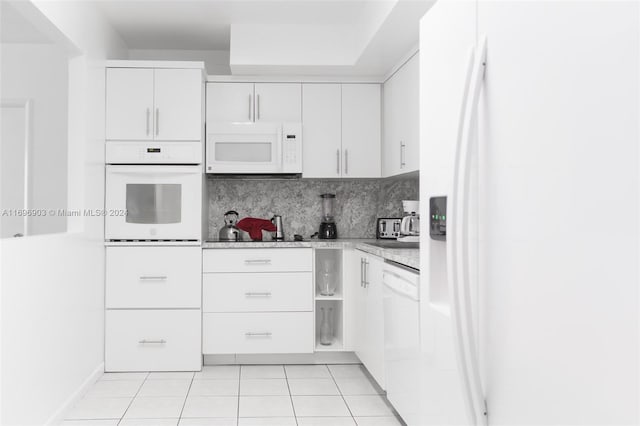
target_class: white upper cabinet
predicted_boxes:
[106,67,203,141]
[342,84,382,178]
[254,83,301,122]
[106,68,154,140]
[206,82,254,123]
[302,84,342,178]
[302,83,381,178]
[383,54,419,176]
[154,69,203,141]
[206,82,301,123]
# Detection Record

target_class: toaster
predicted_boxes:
[376,218,403,239]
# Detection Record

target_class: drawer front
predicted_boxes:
[203,272,312,313]
[202,248,312,273]
[106,246,201,309]
[203,312,313,354]
[106,309,201,372]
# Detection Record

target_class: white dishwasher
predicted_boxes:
[383,260,420,426]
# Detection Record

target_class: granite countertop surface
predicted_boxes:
[202,238,419,270]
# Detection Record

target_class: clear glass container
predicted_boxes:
[321,193,336,223]
[320,307,334,345]
[317,257,336,296]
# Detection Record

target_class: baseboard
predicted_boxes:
[45,362,104,426]
[204,352,360,365]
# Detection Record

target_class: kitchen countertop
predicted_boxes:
[202,238,419,270]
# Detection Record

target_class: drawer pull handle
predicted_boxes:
[139,276,168,281]
[138,339,166,344]
[244,259,272,265]
[245,332,272,337]
[245,292,272,297]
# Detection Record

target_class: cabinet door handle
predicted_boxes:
[139,275,168,281]
[249,94,253,121]
[245,332,272,337]
[344,149,349,175]
[364,259,370,288]
[360,258,364,287]
[138,339,166,344]
[155,108,159,136]
[336,149,341,175]
[244,259,272,265]
[400,141,406,168]
[256,94,260,121]
[145,108,150,136]
[245,292,272,297]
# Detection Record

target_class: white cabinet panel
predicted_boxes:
[106,68,154,140]
[203,272,313,312]
[302,84,381,178]
[383,54,419,176]
[401,55,420,173]
[349,250,385,389]
[302,84,342,178]
[106,309,201,372]
[383,75,401,176]
[342,84,382,178]
[106,246,201,309]
[203,248,312,273]
[206,82,254,123]
[154,68,202,141]
[254,83,301,122]
[203,312,314,354]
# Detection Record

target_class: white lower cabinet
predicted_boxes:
[203,312,314,354]
[105,246,202,372]
[202,247,312,273]
[346,249,386,389]
[105,309,201,372]
[106,246,201,309]
[202,248,313,355]
[203,272,313,312]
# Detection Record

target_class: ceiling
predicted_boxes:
[97,1,397,50]
[96,0,434,77]
[0,1,53,44]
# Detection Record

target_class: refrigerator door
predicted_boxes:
[419,1,479,425]
[476,2,639,424]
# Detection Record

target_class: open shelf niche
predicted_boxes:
[314,248,344,351]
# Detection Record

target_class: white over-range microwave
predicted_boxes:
[105,165,202,241]
[206,122,302,174]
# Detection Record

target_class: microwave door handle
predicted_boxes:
[277,126,283,171]
[344,149,348,175]
[256,94,260,121]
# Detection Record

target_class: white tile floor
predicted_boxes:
[62,365,405,426]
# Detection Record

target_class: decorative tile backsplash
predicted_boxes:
[206,175,419,240]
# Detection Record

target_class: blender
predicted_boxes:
[318,193,337,239]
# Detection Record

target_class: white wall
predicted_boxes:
[128,48,230,74]
[0,1,127,424]
[1,43,68,236]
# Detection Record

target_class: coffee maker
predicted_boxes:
[398,200,420,242]
[318,193,337,239]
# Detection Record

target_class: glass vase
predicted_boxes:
[320,307,334,346]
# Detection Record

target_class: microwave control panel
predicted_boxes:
[281,123,303,173]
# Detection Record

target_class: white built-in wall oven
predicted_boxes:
[105,151,202,242]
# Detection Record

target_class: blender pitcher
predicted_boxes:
[318,193,337,239]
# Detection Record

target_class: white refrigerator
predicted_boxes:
[419,1,639,425]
